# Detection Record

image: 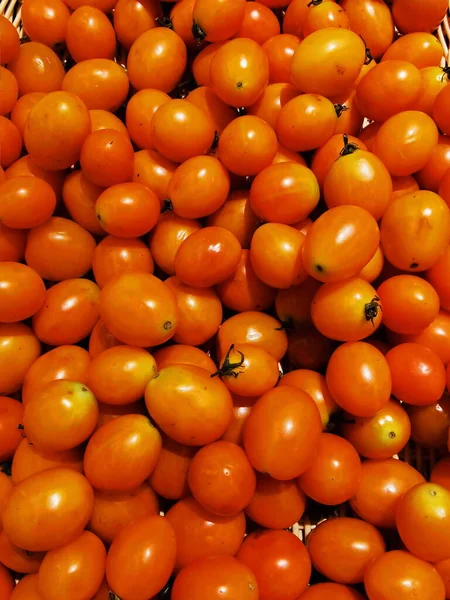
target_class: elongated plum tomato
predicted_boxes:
[302,205,380,283]
[380,190,450,271]
[244,386,322,480]
[145,365,233,446]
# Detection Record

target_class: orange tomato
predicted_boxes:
[62,170,105,236]
[340,0,394,58]
[382,32,444,68]
[92,236,154,289]
[392,0,448,33]
[0,15,20,66]
[66,6,116,62]
[22,0,70,46]
[149,434,197,500]
[248,82,298,130]
[11,439,83,485]
[0,323,41,395]
[0,397,23,462]
[274,278,321,330]
[114,0,162,49]
[8,42,64,95]
[207,190,259,249]
[408,397,450,448]
[236,2,280,45]
[0,262,45,322]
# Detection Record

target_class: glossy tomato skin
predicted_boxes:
[149,213,201,276]
[81,129,134,188]
[66,6,116,62]
[2,468,94,552]
[145,365,233,446]
[392,0,448,33]
[171,555,259,600]
[0,323,41,395]
[237,2,280,45]
[152,344,216,374]
[166,496,246,570]
[340,0,394,58]
[0,529,44,574]
[244,386,322,480]
[193,0,246,42]
[0,15,20,66]
[0,563,14,599]
[0,397,24,462]
[11,439,83,485]
[149,434,197,500]
[426,246,450,311]
[62,171,105,236]
[298,583,365,600]
[8,41,64,95]
[274,278,322,331]
[382,32,444,67]
[364,550,445,600]
[113,0,162,50]
[106,515,176,600]
[350,458,425,528]
[206,190,258,249]
[307,517,386,584]
[237,529,311,600]
[92,236,154,289]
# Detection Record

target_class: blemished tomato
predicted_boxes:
[38,531,106,600]
[0,175,57,229]
[89,483,159,544]
[373,110,438,176]
[84,415,161,492]
[0,262,45,323]
[307,517,386,584]
[274,278,321,330]
[247,82,298,131]
[166,496,245,570]
[218,115,278,177]
[0,563,14,600]
[193,0,245,42]
[0,15,20,66]
[66,6,116,62]
[145,365,233,446]
[2,468,93,552]
[24,381,98,453]
[298,583,365,600]
[149,434,196,500]
[298,433,361,505]
[236,2,280,45]
[92,236,153,289]
[380,190,450,272]
[8,41,64,95]
[323,144,393,220]
[114,0,162,49]
[100,272,178,347]
[32,278,100,346]
[244,386,322,480]
[386,343,446,405]
[62,171,105,236]
[392,0,448,33]
[245,474,306,529]
[175,226,242,288]
[237,529,311,600]
[210,38,269,107]
[218,311,288,361]
[0,323,41,395]
[0,397,23,462]
[408,397,450,448]
[207,190,259,249]
[80,129,134,188]
[291,28,366,97]
[350,458,425,528]
[249,162,320,225]
[341,398,411,459]
[250,224,308,289]
[171,555,258,600]
[25,217,96,282]
[382,32,444,68]
[0,529,44,574]
[188,441,255,517]
[152,344,216,374]
[311,133,367,190]
[11,439,83,485]
[106,515,176,600]
[302,206,380,283]
[149,214,201,275]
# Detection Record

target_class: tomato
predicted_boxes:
[164,276,223,346]
[0,116,22,169]
[299,433,361,504]
[440,165,450,209]
[311,133,367,189]
[96,400,145,430]
[91,580,110,600]
[222,402,252,448]
[0,175,57,229]
[22,0,70,46]
[244,386,322,480]
[323,145,392,220]
[169,0,196,48]
[84,415,161,492]
[172,555,258,600]
[192,0,245,42]
[210,38,269,107]
[274,278,321,330]
[8,42,64,95]
[62,171,105,236]
[282,0,326,36]
[392,0,448,33]
[245,474,305,529]
[0,224,26,264]
[100,272,178,347]
[25,217,96,283]
[124,90,168,150]
[175,226,242,288]
[24,381,98,453]
[89,483,159,544]
[287,327,333,371]
[433,85,450,136]
[186,86,235,133]
[386,343,446,406]
[0,262,45,323]
[149,434,196,500]
[114,0,162,50]
[90,109,129,136]
[145,365,233,445]
[350,458,425,528]
[0,66,18,117]
[0,564,14,600]
[89,319,122,359]
[127,28,187,92]
[298,583,365,600]
[80,130,133,188]
[38,531,106,600]
[9,574,41,600]
[25,91,91,171]
[359,246,384,283]
[247,83,297,132]
[339,0,393,57]
[207,190,259,249]
[250,224,307,289]
[303,2,350,36]
[106,515,176,600]
[216,250,276,313]
[260,35,299,85]
[435,558,450,600]
[218,343,279,397]
[373,111,438,176]
[308,517,385,584]
[3,468,93,552]
[431,458,450,491]
[64,0,117,10]
[412,67,449,116]
[133,149,177,203]
[303,206,380,283]
[237,529,311,600]
[408,396,450,448]
[166,496,245,570]
[153,345,216,374]
[416,134,450,193]
[92,236,153,289]
[426,246,450,310]
[0,323,41,395]
[66,6,116,62]
[341,399,411,459]
[249,162,320,225]
[389,311,450,365]
[0,15,20,66]
[11,439,83,485]
[291,28,365,97]
[149,218,199,279]
[33,278,100,346]
[391,174,419,202]
[0,472,12,529]
[0,530,44,574]
[237,2,280,45]
[192,42,225,86]
[382,32,444,68]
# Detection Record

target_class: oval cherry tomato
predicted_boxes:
[92,236,154,289]
[66,6,116,62]
[0,323,41,395]
[152,344,216,374]
[236,2,280,44]
[274,278,321,330]
[11,439,83,485]
[382,32,444,68]
[207,190,259,249]
[0,175,57,229]
[149,434,197,500]
[62,171,105,236]
[408,397,450,449]
[392,0,448,33]
[311,132,367,189]
[340,0,394,58]
[8,41,64,95]
[426,246,450,310]
[114,0,162,49]
[0,15,20,66]
[0,397,23,462]
[0,262,45,323]
[0,529,44,575]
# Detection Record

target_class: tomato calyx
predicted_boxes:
[192,21,207,44]
[440,66,450,83]
[211,344,245,379]
[157,16,173,29]
[334,103,349,118]
[364,295,382,326]
[307,0,324,6]
[339,133,359,157]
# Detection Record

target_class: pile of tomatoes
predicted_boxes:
[1,0,450,598]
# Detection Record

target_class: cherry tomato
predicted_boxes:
[431,457,450,491]
[308,517,386,584]
[298,583,365,600]
[11,439,83,485]
[153,344,216,373]
[80,129,134,187]
[412,67,449,116]
[0,117,22,169]
[222,402,252,448]
[186,85,236,133]
[149,214,201,275]
[0,66,18,117]
[0,224,26,264]
[311,133,367,189]
[433,84,450,136]
[0,15,20,66]
[0,262,45,322]
[207,189,259,249]
[434,558,450,600]
[416,134,450,192]
[392,0,448,33]
[8,42,64,95]
[0,397,23,462]
[0,323,41,395]
[62,171,105,236]
[0,563,14,600]
[426,246,450,310]
[382,32,444,68]
[90,108,129,135]
[170,0,196,47]
[66,6,116,62]
[0,175,57,229]
[237,529,311,600]
[247,82,298,131]
[0,472,12,529]
[133,148,177,202]
[22,0,70,46]
[236,2,280,45]
[114,0,162,49]
[92,236,154,289]
[192,0,246,42]
[125,89,170,149]
[64,0,117,10]
[149,434,196,500]
[408,396,450,448]
[0,530,44,574]
[192,42,226,86]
